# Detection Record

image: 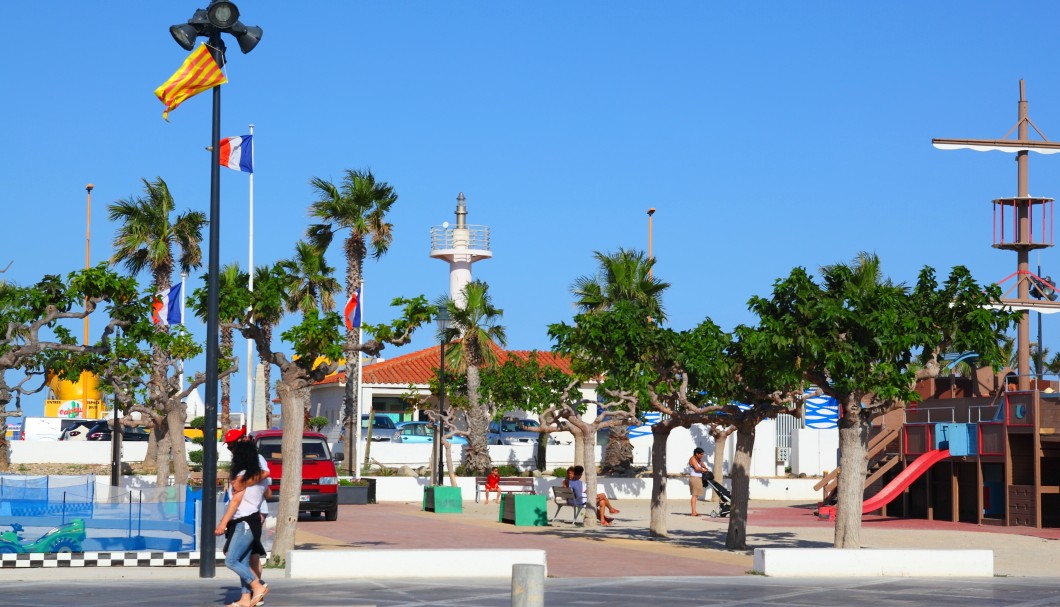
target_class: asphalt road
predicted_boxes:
[6,574,1060,606]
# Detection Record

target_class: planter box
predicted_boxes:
[423,485,462,513]
[338,479,376,505]
[498,493,548,526]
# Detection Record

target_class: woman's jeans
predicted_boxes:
[225,521,257,594]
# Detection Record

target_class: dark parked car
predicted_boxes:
[79,421,150,442]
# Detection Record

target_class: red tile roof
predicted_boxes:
[315,344,574,387]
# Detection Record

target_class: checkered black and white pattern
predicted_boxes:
[0,551,226,568]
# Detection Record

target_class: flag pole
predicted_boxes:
[84,184,92,418]
[246,123,256,431]
[179,272,187,392]
[354,280,364,480]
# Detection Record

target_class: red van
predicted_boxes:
[252,430,339,521]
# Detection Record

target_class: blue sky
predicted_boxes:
[7,2,1060,418]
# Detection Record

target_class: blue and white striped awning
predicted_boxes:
[803,390,839,429]
[628,412,662,439]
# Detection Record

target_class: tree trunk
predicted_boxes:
[221,328,232,433]
[649,423,671,538]
[579,424,598,528]
[462,365,492,473]
[534,440,546,472]
[571,425,585,468]
[341,239,365,477]
[144,427,159,467]
[601,423,633,473]
[445,440,459,487]
[261,325,274,430]
[0,409,10,471]
[834,402,871,549]
[268,379,307,568]
[342,354,359,476]
[710,430,729,502]
[154,421,172,488]
[166,406,190,487]
[142,408,164,470]
[724,421,755,550]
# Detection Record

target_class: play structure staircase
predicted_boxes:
[814,426,902,506]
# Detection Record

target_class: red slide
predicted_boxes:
[818,449,950,520]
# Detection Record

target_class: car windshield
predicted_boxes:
[361,415,396,429]
[498,419,538,433]
[256,437,331,461]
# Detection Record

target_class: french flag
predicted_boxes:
[218,135,253,173]
[152,284,183,326]
[344,287,362,331]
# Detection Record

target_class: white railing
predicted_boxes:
[430,225,491,252]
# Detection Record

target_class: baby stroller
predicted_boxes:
[703,471,732,518]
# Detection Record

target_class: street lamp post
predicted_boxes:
[647,208,656,278]
[1031,267,1057,383]
[435,307,452,486]
[168,0,262,579]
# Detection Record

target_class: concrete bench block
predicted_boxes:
[752,548,994,577]
[286,549,547,579]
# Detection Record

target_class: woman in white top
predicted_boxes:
[215,441,270,607]
[688,447,709,516]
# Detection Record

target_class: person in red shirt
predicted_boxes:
[485,467,502,504]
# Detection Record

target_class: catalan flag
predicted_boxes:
[154,44,227,121]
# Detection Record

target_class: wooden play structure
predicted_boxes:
[817,81,1060,529]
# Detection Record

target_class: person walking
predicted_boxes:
[216,440,270,607]
[688,447,709,517]
[224,428,271,586]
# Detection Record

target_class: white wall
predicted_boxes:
[790,427,839,476]
[8,441,232,465]
[8,420,841,482]
[357,475,823,502]
[747,418,780,477]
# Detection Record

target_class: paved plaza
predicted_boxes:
[4,497,1060,605]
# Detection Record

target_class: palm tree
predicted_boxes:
[439,280,507,473]
[572,249,670,472]
[110,177,206,293]
[249,264,288,429]
[572,248,669,322]
[109,177,206,484]
[277,242,340,431]
[818,251,904,548]
[278,241,340,314]
[190,263,251,433]
[306,169,397,475]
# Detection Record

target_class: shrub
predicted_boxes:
[308,416,330,432]
[188,450,204,465]
[192,436,205,445]
[553,467,570,478]
[189,416,206,430]
[497,464,521,476]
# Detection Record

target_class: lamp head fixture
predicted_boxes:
[169,1,262,54]
[207,1,240,29]
[647,208,656,216]
[436,306,453,333]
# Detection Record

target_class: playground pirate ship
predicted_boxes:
[818,81,1060,529]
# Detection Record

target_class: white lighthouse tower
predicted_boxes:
[430,192,492,303]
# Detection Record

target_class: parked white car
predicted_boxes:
[21,417,95,441]
[487,418,558,446]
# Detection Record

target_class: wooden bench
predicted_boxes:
[475,476,535,503]
[550,486,584,524]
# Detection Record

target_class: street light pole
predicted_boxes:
[435,308,451,486]
[199,32,225,578]
[168,1,262,579]
[647,208,656,278]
